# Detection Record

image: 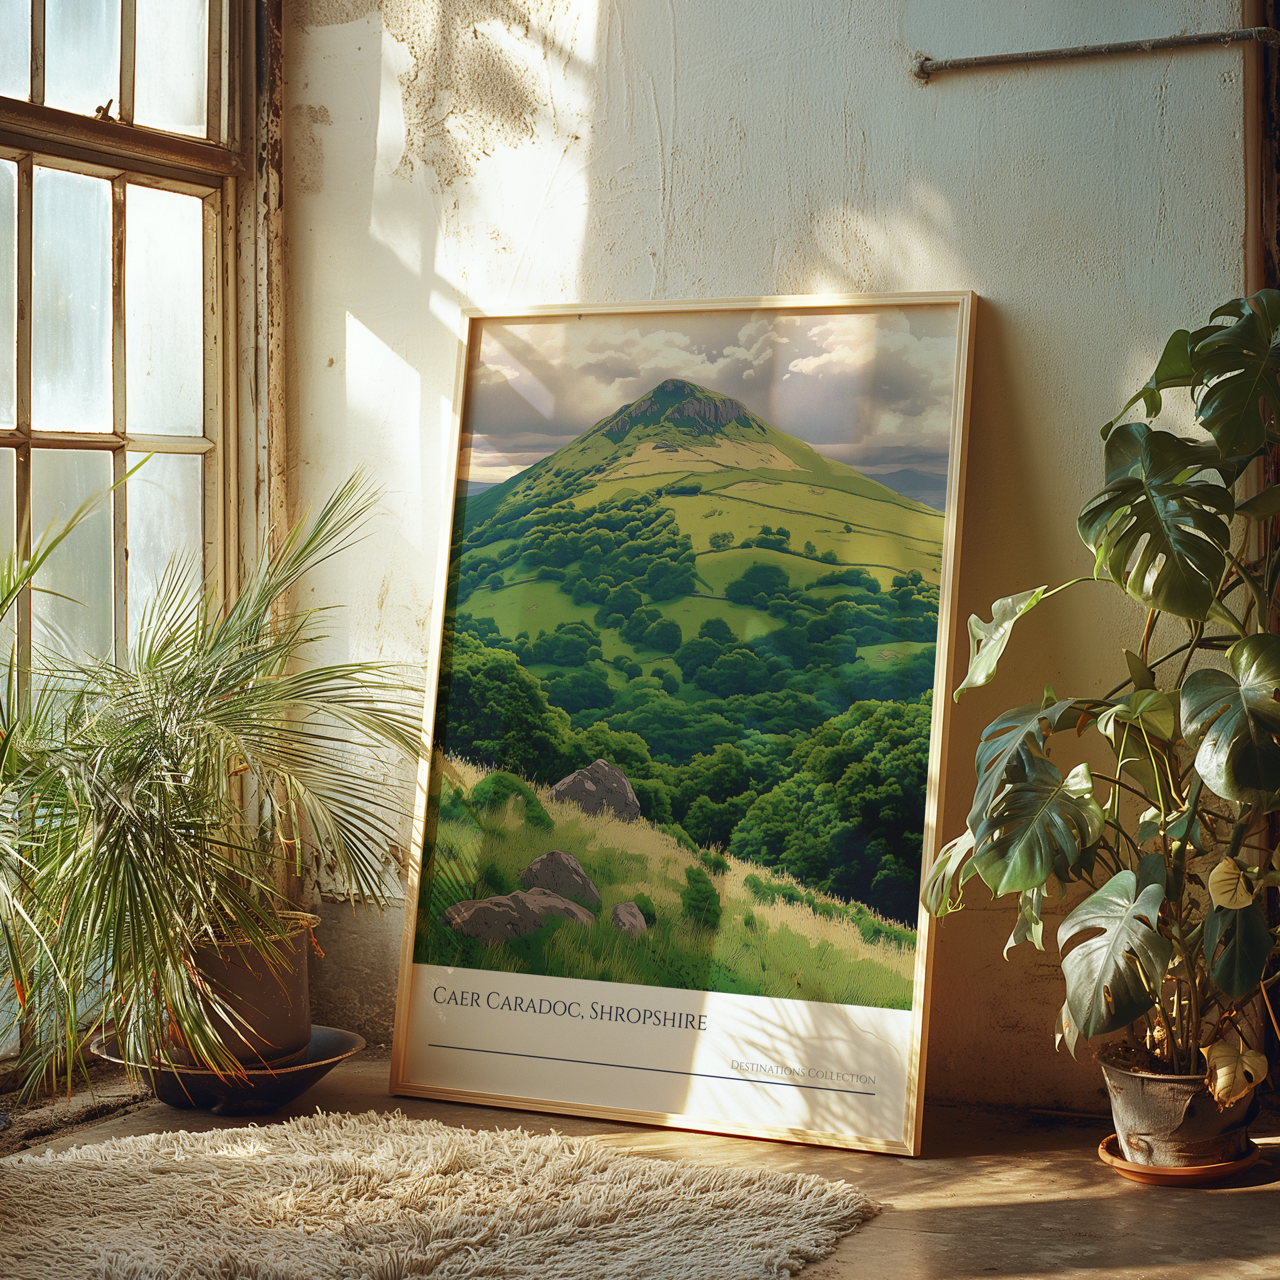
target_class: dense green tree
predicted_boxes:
[694,647,769,697]
[674,743,753,818]
[673,636,721,682]
[684,791,757,850]
[698,617,735,646]
[728,698,931,924]
[604,583,643,619]
[725,562,789,606]
[644,560,697,601]
[717,688,829,735]
[543,666,614,715]
[438,635,574,784]
[604,685,738,765]
[641,617,682,652]
[622,606,662,644]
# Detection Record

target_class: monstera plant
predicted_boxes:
[925,291,1280,1165]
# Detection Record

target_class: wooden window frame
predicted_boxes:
[0,0,283,682]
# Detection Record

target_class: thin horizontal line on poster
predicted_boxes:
[429,1043,876,1096]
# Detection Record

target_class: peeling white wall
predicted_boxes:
[284,0,1253,1104]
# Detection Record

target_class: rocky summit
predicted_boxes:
[550,759,641,822]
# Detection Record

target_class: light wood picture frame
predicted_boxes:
[390,293,976,1154]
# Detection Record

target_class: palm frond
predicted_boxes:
[14,472,424,1086]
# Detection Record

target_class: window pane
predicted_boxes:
[135,0,207,137]
[32,168,113,434]
[126,451,202,654]
[126,186,203,436]
[44,0,120,118]
[32,450,113,663]
[0,451,17,668]
[0,0,29,100]
[0,161,14,432]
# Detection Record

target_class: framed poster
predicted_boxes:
[391,293,975,1154]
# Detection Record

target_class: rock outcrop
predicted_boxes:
[550,759,641,823]
[611,901,648,938]
[444,888,594,944]
[520,849,601,910]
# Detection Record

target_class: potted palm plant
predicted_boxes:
[13,475,421,1097]
[924,290,1280,1180]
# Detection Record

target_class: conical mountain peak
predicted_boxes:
[594,379,762,445]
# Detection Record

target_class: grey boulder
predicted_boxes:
[550,759,641,823]
[520,849,601,909]
[611,901,648,938]
[444,888,594,944]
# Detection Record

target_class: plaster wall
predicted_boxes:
[283,0,1254,1109]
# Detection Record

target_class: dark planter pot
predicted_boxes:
[1099,1056,1260,1167]
[167,910,319,1070]
[93,1025,365,1115]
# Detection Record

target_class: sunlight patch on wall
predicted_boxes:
[807,184,970,298]
[344,311,423,542]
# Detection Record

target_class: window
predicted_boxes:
[0,0,249,675]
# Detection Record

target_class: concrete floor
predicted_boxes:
[10,1055,1280,1279]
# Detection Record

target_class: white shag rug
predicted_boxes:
[0,1110,878,1279]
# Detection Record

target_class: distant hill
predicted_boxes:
[462,378,943,540]
[867,468,947,511]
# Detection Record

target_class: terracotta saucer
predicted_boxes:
[1098,1133,1263,1186]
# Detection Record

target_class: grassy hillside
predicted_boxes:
[416,759,915,1010]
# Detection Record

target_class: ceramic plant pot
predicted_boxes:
[1099,1055,1260,1168]
[93,1025,365,1115]
[167,910,320,1070]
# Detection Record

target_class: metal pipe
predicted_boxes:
[913,26,1280,83]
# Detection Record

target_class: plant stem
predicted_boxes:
[1227,808,1256,863]
[1140,609,1158,665]
[1225,549,1270,635]
[1092,772,1156,805]
[1173,620,1205,689]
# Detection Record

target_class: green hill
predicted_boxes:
[435,379,946,933]
[459,378,943,583]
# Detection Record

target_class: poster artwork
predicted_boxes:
[392,295,974,1153]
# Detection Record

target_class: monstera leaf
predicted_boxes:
[1004,886,1047,957]
[920,828,978,918]
[1097,688,1179,801]
[967,698,1084,832]
[1104,330,1196,435]
[1208,858,1255,911]
[1203,903,1273,1001]
[1077,427,1233,620]
[952,587,1047,701]
[1181,634,1280,810]
[972,759,1104,897]
[1204,1040,1269,1106]
[1057,872,1172,1042]
[1194,291,1280,460]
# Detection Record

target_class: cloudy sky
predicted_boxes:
[463,305,961,488]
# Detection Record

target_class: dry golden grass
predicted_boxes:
[426,757,916,1001]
